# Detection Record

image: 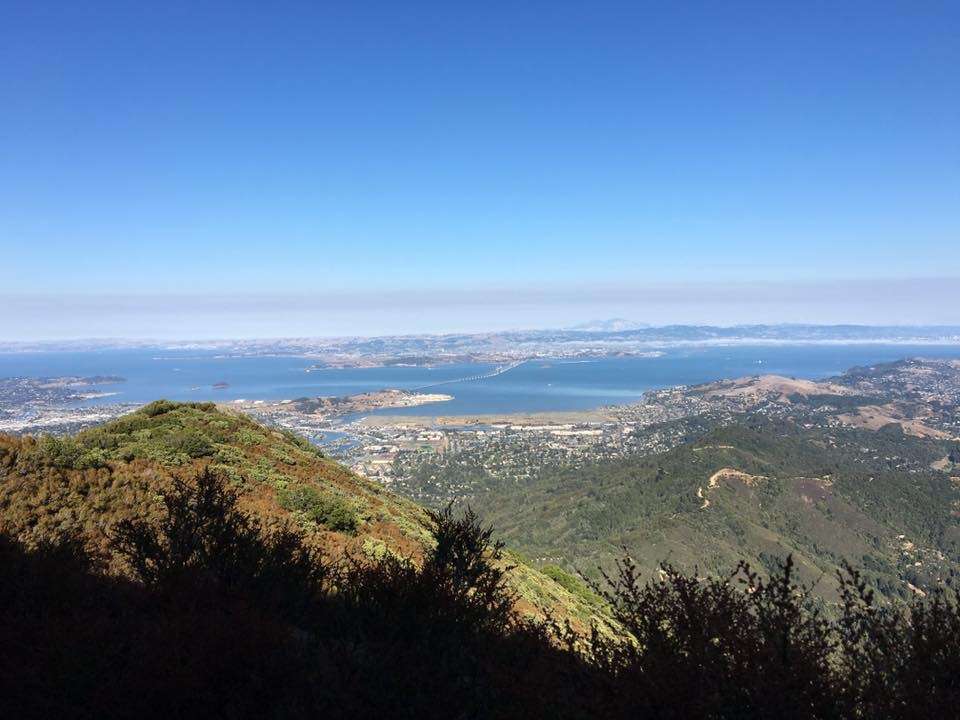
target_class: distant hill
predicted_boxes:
[470,418,960,602]
[394,360,960,604]
[0,400,601,627]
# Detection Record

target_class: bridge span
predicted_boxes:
[413,359,527,391]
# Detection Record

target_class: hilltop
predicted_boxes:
[0,400,601,627]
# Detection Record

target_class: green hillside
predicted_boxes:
[467,417,960,602]
[0,400,601,627]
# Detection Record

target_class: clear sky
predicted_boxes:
[2,1,958,339]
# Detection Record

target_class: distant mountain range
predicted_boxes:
[4,324,960,360]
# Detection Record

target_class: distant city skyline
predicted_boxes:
[2,2,957,339]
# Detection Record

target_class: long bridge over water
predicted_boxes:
[413,359,527,391]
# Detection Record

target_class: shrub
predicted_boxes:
[100,413,151,436]
[587,554,838,718]
[270,446,297,466]
[140,399,179,417]
[280,428,325,457]
[311,500,358,532]
[111,467,327,605]
[37,435,83,468]
[75,448,109,469]
[278,483,358,533]
[78,428,120,451]
[541,564,602,606]
[165,430,214,459]
[234,427,265,447]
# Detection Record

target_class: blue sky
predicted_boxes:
[2,1,958,339]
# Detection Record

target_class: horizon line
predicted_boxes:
[3,322,960,348]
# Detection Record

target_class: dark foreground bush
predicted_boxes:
[1,468,959,719]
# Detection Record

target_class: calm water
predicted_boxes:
[2,345,960,416]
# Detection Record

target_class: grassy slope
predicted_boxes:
[0,400,601,627]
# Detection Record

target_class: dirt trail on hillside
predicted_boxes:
[698,467,768,509]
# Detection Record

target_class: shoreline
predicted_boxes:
[353,408,617,429]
